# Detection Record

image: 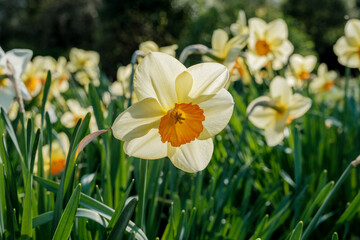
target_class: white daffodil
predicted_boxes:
[68,48,99,72]
[54,56,71,93]
[247,18,294,71]
[310,63,337,94]
[110,64,132,98]
[61,99,97,132]
[205,29,246,64]
[230,10,249,36]
[139,41,178,57]
[34,132,69,176]
[22,56,56,97]
[112,52,234,173]
[0,47,32,112]
[334,19,360,68]
[247,76,311,146]
[286,54,317,88]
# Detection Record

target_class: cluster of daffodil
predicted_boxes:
[1,12,360,174]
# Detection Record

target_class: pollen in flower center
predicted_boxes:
[255,40,270,56]
[159,103,205,147]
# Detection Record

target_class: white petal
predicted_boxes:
[124,128,167,159]
[134,52,186,109]
[198,89,234,139]
[249,18,267,40]
[304,55,317,72]
[266,19,288,43]
[334,37,358,58]
[18,81,32,100]
[289,94,312,119]
[270,76,291,104]
[2,49,33,80]
[0,87,15,112]
[345,19,360,43]
[264,119,285,146]
[112,98,165,141]
[175,71,193,103]
[246,52,268,71]
[247,96,276,129]
[167,138,213,173]
[212,29,228,53]
[186,63,229,102]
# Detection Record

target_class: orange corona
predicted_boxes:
[159,103,205,147]
[255,40,270,56]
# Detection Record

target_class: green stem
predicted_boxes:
[301,157,360,240]
[136,159,149,232]
[343,67,350,126]
[293,125,302,224]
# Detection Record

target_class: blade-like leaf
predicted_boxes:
[108,198,138,240]
[52,184,81,240]
[289,221,303,240]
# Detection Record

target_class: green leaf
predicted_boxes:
[33,208,108,228]
[0,163,5,236]
[0,107,22,156]
[337,190,360,224]
[289,221,303,240]
[332,232,338,240]
[52,184,81,240]
[40,71,52,124]
[107,179,134,230]
[34,177,147,239]
[89,83,105,130]
[108,198,138,240]
[20,172,32,238]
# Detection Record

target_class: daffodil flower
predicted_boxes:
[110,64,132,98]
[0,47,32,112]
[247,18,294,71]
[139,41,178,58]
[286,54,317,88]
[334,19,360,68]
[22,56,56,97]
[310,63,337,94]
[61,99,98,133]
[247,76,311,146]
[230,10,249,36]
[34,132,69,176]
[112,52,234,173]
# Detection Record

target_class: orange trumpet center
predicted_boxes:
[51,157,66,175]
[298,71,310,81]
[159,103,205,147]
[255,40,270,56]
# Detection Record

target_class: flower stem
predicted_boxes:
[293,125,302,224]
[301,155,360,240]
[136,159,149,232]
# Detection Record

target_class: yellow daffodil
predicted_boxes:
[247,18,294,71]
[139,41,178,57]
[247,76,311,146]
[112,52,234,173]
[0,47,32,112]
[34,132,69,176]
[309,63,337,94]
[334,19,360,68]
[230,10,249,36]
[286,54,317,88]
[61,99,97,132]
